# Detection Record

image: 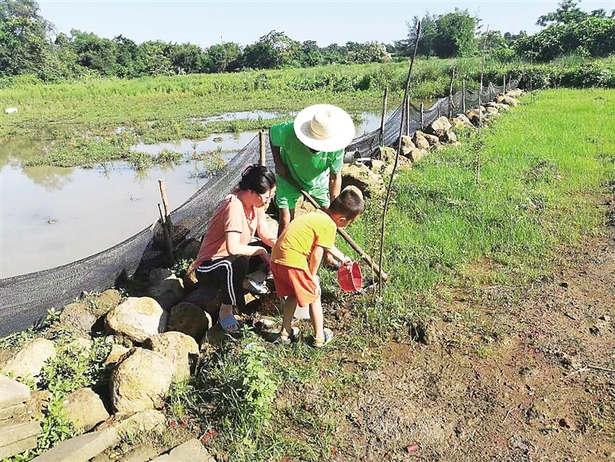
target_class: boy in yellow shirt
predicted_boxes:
[270,187,365,347]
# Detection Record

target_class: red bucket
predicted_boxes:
[337,262,363,292]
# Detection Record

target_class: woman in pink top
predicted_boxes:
[187,164,277,333]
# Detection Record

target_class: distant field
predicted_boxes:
[1,57,612,169]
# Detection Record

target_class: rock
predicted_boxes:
[422,133,440,146]
[495,95,518,107]
[151,438,216,462]
[506,89,523,97]
[90,289,122,317]
[182,286,221,318]
[0,403,26,421]
[0,338,56,379]
[61,388,110,432]
[426,116,452,137]
[105,297,166,343]
[104,344,129,367]
[412,131,430,150]
[0,375,31,409]
[440,130,457,144]
[408,148,426,163]
[166,302,213,341]
[110,348,174,413]
[341,163,385,197]
[143,332,198,382]
[60,302,97,334]
[0,421,41,459]
[485,106,499,116]
[148,268,173,286]
[145,275,185,310]
[451,114,474,129]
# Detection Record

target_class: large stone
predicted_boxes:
[143,332,198,382]
[183,286,221,318]
[59,302,97,334]
[341,163,385,196]
[61,388,110,432]
[495,94,518,107]
[104,344,130,367]
[1,338,56,379]
[166,302,212,341]
[31,410,164,462]
[0,435,38,460]
[0,420,41,453]
[145,275,185,310]
[412,131,430,150]
[0,375,31,409]
[426,115,452,137]
[105,297,165,343]
[110,348,174,413]
[90,289,122,317]
[151,439,216,462]
[451,114,474,128]
[0,403,26,421]
[31,427,118,462]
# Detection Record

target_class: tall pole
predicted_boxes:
[379,87,388,146]
[378,20,421,297]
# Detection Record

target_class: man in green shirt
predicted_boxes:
[269,103,355,233]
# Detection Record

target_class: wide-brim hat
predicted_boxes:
[294,104,355,152]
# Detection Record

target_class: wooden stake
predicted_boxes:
[158,179,174,264]
[448,67,456,118]
[259,129,266,166]
[379,87,388,146]
[158,203,174,264]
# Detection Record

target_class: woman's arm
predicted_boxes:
[226,231,270,263]
[256,208,277,248]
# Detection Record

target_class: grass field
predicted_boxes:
[2,81,614,460]
[166,88,614,461]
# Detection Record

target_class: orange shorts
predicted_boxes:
[270,261,319,308]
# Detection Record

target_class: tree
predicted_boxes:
[241,30,298,69]
[0,0,53,76]
[298,40,323,67]
[68,29,118,76]
[536,0,590,26]
[113,34,145,78]
[432,9,478,58]
[346,41,391,64]
[204,42,241,73]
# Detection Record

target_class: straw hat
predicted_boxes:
[293,104,355,152]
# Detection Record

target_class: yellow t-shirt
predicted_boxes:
[272,211,337,271]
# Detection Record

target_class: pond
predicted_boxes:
[1,111,389,278]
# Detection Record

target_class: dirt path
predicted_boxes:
[328,221,614,460]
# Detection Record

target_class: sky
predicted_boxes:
[37,0,615,49]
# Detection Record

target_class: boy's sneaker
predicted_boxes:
[246,278,269,295]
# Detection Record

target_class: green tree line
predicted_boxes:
[1,0,613,82]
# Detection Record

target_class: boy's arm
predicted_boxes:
[309,245,325,277]
[326,244,352,268]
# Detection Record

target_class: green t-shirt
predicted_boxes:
[270,120,344,192]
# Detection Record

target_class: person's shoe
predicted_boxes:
[313,328,334,348]
[245,278,270,295]
[279,326,300,345]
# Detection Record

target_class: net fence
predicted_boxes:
[0,78,518,336]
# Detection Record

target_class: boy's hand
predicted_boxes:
[341,256,353,269]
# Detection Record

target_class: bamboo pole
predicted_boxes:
[158,179,174,264]
[260,130,267,166]
[420,103,424,129]
[448,67,456,118]
[377,20,421,297]
[379,87,388,146]
[462,80,466,114]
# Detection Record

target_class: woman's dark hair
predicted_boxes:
[238,164,276,194]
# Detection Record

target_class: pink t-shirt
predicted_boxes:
[191,191,271,269]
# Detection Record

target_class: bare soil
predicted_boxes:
[305,213,615,460]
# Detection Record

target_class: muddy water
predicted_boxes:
[1,111,386,278]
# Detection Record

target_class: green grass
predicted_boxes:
[179,89,614,460]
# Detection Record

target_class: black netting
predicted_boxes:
[0,78,518,336]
